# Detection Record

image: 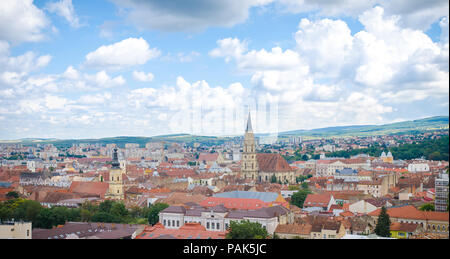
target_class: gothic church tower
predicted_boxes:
[242,112,259,181]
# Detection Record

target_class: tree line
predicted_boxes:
[0,198,169,229]
[326,136,449,161]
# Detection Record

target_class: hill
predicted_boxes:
[279,116,449,138]
[0,116,448,146]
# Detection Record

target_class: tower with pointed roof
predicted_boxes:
[240,112,296,184]
[242,112,259,181]
[106,148,124,200]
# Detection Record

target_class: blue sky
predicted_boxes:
[0,0,448,139]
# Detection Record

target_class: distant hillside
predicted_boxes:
[0,116,448,146]
[1,134,231,148]
[279,116,449,138]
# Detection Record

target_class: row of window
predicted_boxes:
[163,219,180,227]
[162,218,269,232]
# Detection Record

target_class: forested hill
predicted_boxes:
[325,135,449,161]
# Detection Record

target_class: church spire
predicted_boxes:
[246,112,253,132]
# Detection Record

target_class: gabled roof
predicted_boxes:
[256,153,293,172]
[390,222,420,232]
[161,206,186,214]
[69,181,109,198]
[275,224,312,235]
[304,193,333,208]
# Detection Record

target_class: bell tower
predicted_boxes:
[107,148,124,200]
[242,112,258,181]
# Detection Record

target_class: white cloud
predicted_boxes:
[83,71,126,88]
[45,0,81,28]
[111,0,274,32]
[0,41,52,75]
[78,93,112,105]
[177,51,201,62]
[209,38,248,62]
[209,6,448,131]
[277,0,449,30]
[132,71,155,82]
[295,18,353,77]
[44,95,68,110]
[84,37,161,70]
[0,0,49,44]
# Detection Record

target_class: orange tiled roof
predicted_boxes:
[199,197,271,210]
[256,153,293,172]
[369,205,449,222]
[135,223,226,239]
[304,193,332,208]
[69,181,109,198]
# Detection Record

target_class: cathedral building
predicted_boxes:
[241,113,296,184]
[105,148,124,200]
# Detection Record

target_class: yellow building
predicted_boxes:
[380,151,394,163]
[0,222,32,239]
[390,222,423,239]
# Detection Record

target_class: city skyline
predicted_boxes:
[0,0,449,140]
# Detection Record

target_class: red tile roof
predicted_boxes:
[135,223,226,239]
[369,205,449,222]
[199,197,271,210]
[304,193,333,208]
[256,153,293,172]
[69,181,109,198]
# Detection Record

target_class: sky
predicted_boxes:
[0,0,448,139]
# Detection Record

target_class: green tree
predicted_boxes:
[99,200,114,213]
[301,182,309,189]
[14,199,42,222]
[374,207,391,237]
[34,208,54,229]
[419,203,435,211]
[6,191,19,199]
[290,189,311,208]
[226,220,269,239]
[91,211,120,223]
[148,203,169,225]
[111,202,128,218]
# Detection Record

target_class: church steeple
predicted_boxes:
[246,112,253,132]
[111,148,120,169]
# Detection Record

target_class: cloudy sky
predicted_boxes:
[0,0,448,139]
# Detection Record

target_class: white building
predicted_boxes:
[159,205,291,234]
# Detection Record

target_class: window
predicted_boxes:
[27,230,30,237]
[177,221,179,227]
[207,222,210,229]
[212,223,215,229]
[172,220,175,227]
[225,223,229,229]
[168,220,170,226]
[164,220,166,226]
[217,223,220,230]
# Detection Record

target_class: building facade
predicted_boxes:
[435,173,449,212]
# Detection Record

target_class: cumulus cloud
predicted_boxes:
[84,37,161,70]
[132,71,155,82]
[277,0,449,30]
[45,0,82,28]
[210,6,448,130]
[0,0,49,44]
[110,0,274,32]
